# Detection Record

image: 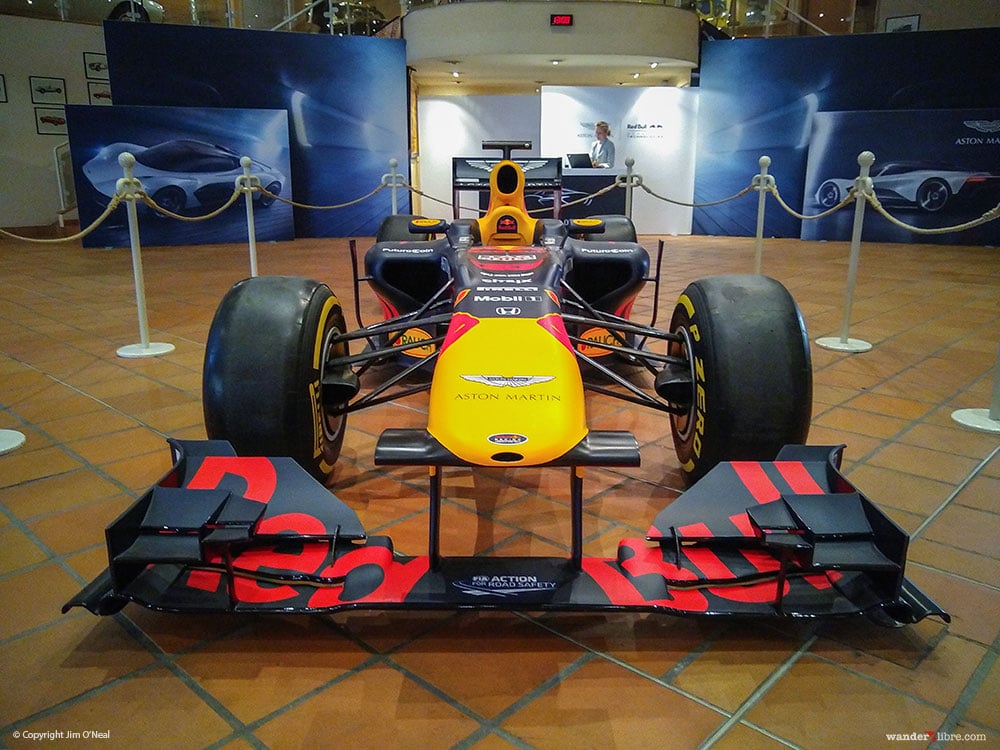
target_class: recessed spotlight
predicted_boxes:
[551,59,562,65]
[649,62,658,69]
[452,71,460,77]
[632,72,640,79]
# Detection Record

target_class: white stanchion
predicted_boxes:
[816,150,875,353]
[753,155,774,274]
[238,156,260,277]
[382,159,405,215]
[622,157,638,219]
[952,343,1000,434]
[115,153,175,359]
[0,429,27,455]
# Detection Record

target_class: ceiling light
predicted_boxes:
[452,71,460,77]
[632,72,640,79]
[551,59,562,65]
[649,62,658,69]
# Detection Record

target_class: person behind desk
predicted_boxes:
[590,121,615,168]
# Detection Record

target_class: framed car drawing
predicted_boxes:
[35,107,68,135]
[30,76,66,105]
[84,53,110,81]
[885,15,919,32]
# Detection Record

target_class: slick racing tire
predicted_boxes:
[376,214,428,242]
[668,274,812,485]
[203,276,348,482]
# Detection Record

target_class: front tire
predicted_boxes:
[669,275,812,485]
[203,276,348,482]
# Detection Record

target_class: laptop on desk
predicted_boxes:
[566,153,592,168]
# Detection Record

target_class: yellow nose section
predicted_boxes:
[427,317,587,465]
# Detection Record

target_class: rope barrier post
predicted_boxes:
[0,429,27,455]
[951,342,1000,434]
[382,159,404,215]
[816,150,875,353]
[623,158,635,218]
[753,155,773,274]
[238,156,259,277]
[115,152,175,359]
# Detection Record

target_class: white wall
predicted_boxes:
[416,88,699,234]
[0,16,105,227]
[415,94,541,219]
[540,86,699,234]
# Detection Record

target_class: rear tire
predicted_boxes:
[203,276,348,482]
[669,274,812,485]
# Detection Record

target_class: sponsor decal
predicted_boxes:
[473,294,543,302]
[576,327,619,357]
[380,246,436,254]
[469,250,546,272]
[461,375,554,387]
[453,574,559,597]
[453,391,561,402]
[394,327,435,358]
[496,306,521,315]
[579,246,634,255]
[475,253,539,262]
[496,215,518,234]
[476,286,539,292]
[488,433,528,445]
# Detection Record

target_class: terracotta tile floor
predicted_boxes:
[1,227,998,749]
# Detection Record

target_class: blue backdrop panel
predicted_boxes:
[693,28,1000,241]
[103,23,409,237]
[802,109,1000,245]
[67,105,294,248]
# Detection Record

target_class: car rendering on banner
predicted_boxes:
[66,142,947,629]
[815,160,999,213]
[0,0,164,23]
[82,139,284,213]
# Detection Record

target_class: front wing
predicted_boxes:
[65,440,947,625]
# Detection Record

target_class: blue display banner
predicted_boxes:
[694,28,1000,244]
[103,23,409,238]
[68,105,294,248]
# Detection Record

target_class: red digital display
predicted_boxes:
[550,14,573,26]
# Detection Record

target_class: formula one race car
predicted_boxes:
[66,143,947,626]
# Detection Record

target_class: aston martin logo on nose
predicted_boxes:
[461,375,555,388]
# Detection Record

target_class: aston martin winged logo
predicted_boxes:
[466,160,552,173]
[461,375,555,387]
[963,120,1000,133]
